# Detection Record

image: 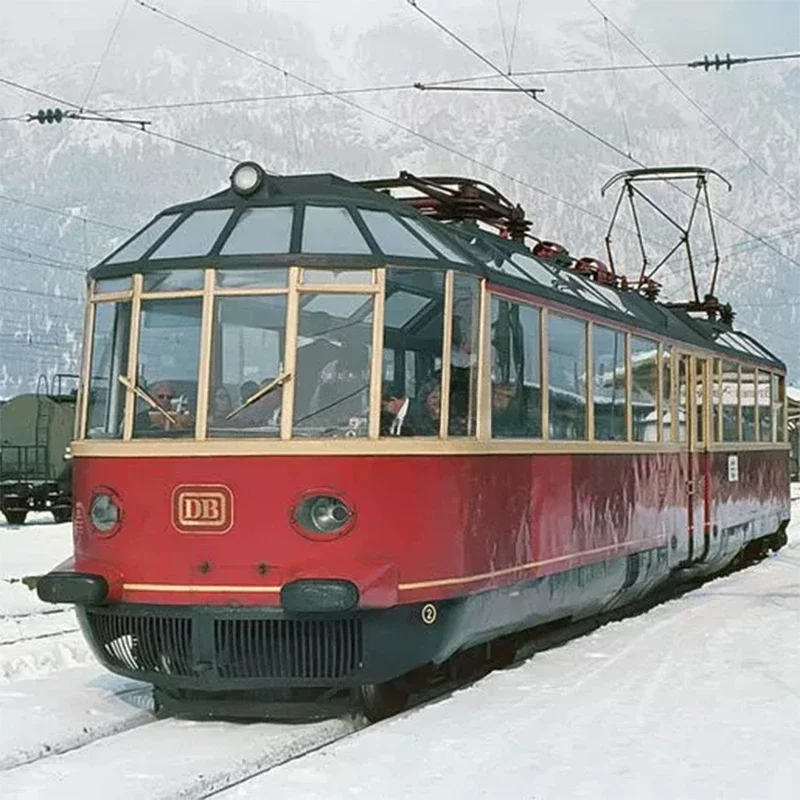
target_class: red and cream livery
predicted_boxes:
[38,163,790,719]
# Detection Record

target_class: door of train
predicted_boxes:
[680,353,711,565]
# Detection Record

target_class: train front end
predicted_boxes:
[36,163,493,718]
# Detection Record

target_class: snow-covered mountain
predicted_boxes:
[1,0,798,394]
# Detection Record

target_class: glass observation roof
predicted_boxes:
[102,202,479,268]
[91,167,782,369]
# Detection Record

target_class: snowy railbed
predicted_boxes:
[2,496,799,798]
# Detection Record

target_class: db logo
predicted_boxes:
[172,485,233,534]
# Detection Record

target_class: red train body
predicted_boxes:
[38,164,790,717]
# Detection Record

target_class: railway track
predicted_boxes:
[0,535,791,798]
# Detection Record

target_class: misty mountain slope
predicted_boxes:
[0,0,797,395]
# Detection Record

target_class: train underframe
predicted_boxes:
[66,521,788,721]
[0,479,72,525]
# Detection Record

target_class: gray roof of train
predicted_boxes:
[89,171,784,371]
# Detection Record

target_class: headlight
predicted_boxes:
[294,494,353,536]
[89,492,121,534]
[230,161,265,195]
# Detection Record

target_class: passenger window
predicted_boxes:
[662,346,673,442]
[741,366,756,441]
[449,276,479,436]
[722,361,739,441]
[676,356,688,443]
[631,336,658,442]
[711,359,722,443]
[592,325,626,441]
[774,375,785,442]
[208,295,288,438]
[548,313,586,440]
[758,371,771,441]
[380,269,444,438]
[85,302,131,439]
[491,298,542,438]
[132,298,202,438]
[294,293,374,437]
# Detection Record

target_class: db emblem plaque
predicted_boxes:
[172,485,233,534]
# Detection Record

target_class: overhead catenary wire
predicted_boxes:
[79,0,130,111]
[1,75,244,167]
[129,0,627,231]
[585,0,800,209]
[406,0,800,276]
[0,190,132,233]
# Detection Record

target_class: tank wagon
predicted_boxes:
[0,374,76,524]
[36,163,789,720]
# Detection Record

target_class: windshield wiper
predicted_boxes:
[118,375,178,427]
[226,372,292,421]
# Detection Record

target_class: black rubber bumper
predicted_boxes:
[37,572,108,605]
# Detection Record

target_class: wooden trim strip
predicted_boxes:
[296,284,379,294]
[194,268,215,440]
[71,438,698,458]
[122,274,143,441]
[90,291,132,303]
[78,300,95,440]
[280,267,301,440]
[368,269,386,439]
[213,287,289,297]
[140,290,204,300]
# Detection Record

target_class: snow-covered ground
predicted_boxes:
[2,492,799,799]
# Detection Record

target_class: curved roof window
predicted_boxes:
[105,213,180,264]
[301,206,371,254]
[402,218,470,264]
[149,209,232,260]
[359,209,438,259]
[220,206,294,255]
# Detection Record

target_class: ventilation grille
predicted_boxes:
[84,609,363,681]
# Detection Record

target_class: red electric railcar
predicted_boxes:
[37,163,790,720]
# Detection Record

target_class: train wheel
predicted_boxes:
[358,680,410,722]
[3,509,28,525]
[52,507,72,524]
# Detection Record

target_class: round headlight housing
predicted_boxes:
[230,161,265,196]
[89,491,121,535]
[293,494,353,537]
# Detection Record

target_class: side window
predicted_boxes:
[293,293,373,437]
[631,336,658,442]
[490,297,542,438]
[741,366,756,441]
[757,371,771,441]
[722,361,739,441]
[132,298,202,439]
[592,325,626,441]
[548,313,586,440]
[677,355,689,443]
[774,374,785,443]
[662,346,673,442]
[380,268,444,437]
[208,295,287,438]
[449,275,480,437]
[85,302,131,439]
[711,359,722,443]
